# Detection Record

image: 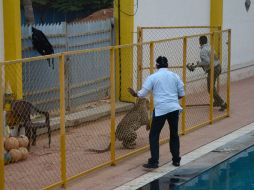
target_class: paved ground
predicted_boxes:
[60,76,254,190]
[116,122,254,190]
[4,76,253,190]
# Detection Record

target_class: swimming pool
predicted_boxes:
[137,145,254,190]
[173,145,254,190]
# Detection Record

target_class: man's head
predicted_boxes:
[199,35,208,46]
[156,56,168,69]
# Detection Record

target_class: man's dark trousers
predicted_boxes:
[149,110,181,164]
[207,64,224,106]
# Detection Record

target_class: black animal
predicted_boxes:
[32,27,54,69]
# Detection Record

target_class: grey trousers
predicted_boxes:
[207,64,225,106]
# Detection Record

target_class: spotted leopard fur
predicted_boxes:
[88,98,150,153]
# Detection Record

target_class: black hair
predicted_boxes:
[199,35,208,45]
[156,56,168,68]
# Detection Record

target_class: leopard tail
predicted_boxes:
[88,143,111,153]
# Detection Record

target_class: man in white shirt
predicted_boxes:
[128,56,185,168]
[196,35,227,111]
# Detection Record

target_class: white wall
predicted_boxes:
[134,0,210,32]
[133,0,254,80]
[134,0,254,67]
[223,0,254,81]
[223,0,254,67]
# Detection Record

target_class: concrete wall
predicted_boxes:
[223,0,254,80]
[133,0,254,80]
[134,0,210,40]
[223,0,254,66]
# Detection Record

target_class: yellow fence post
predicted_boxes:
[181,37,187,134]
[209,33,215,124]
[116,0,134,102]
[210,0,223,97]
[149,42,154,127]
[216,28,222,93]
[0,63,4,190]
[227,30,231,117]
[110,48,116,166]
[59,54,67,188]
[114,0,120,100]
[137,27,143,90]
[3,0,23,100]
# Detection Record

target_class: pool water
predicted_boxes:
[174,145,254,190]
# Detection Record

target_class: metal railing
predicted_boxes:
[0,29,231,190]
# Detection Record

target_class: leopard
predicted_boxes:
[88,98,150,153]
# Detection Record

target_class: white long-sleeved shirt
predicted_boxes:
[137,68,185,116]
[199,44,220,72]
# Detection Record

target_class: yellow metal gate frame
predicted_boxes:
[0,29,231,190]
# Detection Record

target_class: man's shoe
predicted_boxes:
[143,163,158,169]
[172,162,180,167]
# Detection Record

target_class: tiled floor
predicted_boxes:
[61,76,254,190]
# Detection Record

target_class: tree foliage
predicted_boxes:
[22,0,35,24]
[31,0,113,13]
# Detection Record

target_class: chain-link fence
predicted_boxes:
[2,55,61,190]
[0,48,117,190]
[64,48,113,179]
[22,19,113,113]
[138,26,220,43]
[184,31,230,132]
[0,29,231,190]
[138,27,230,133]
